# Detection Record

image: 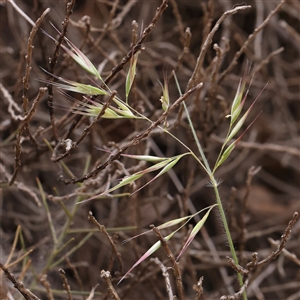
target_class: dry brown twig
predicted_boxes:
[47,0,75,141]
[219,0,287,83]
[169,0,185,43]
[206,40,230,101]
[91,0,120,49]
[66,257,84,292]
[174,27,192,74]
[10,87,47,185]
[251,212,299,268]
[253,47,284,76]
[86,284,99,300]
[103,0,168,86]
[39,275,54,300]
[88,211,123,273]
[186,4,251,91]
[268,238,300,267]
[8,6,49,186]
[0,262,40,300]
[18,259,32,288]
[220,277,250,300]
[51,91,117,162]
[238,166,262,263]
[200,39,230,136]
[222,212,299,299]
[22,8,50,114]
[151,225,185,300]
[59,268,73,300]
[100,270,121,300]
[193,276,204,300]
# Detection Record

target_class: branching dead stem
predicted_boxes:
[10,88,47,185]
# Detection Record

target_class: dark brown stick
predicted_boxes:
[51,91,117,162]
[59,268,73,300]
[0,262,40,300]
[10,88,47,185]
[88,211,123,273]
[47,0,75,141]
[151,226,185,300]
[100,270,121,300]
[103,0,169,86]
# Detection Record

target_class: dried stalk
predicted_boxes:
[88,211,123,273]
[219,0,286,83]
[59,269,73,300]
[100,270,121,300]
[103,0,169,86]
[0,262,40,300]
[51,91,117,162]
[186,5,251,91]
[47,0,75,141]
[22,8,50,114]
[10,88,47,185]
[151,226,185,300]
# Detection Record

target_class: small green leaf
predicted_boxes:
[131,153,190,195]
[215,142,235,169]
[118,231,174,284]
[158,76,170,112]
[176,206,215,261]
[125,51,140,102]
[78,153,190,203]
[122,205,217,245]
[121,154,170,163]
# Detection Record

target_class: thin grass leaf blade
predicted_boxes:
[155,155,182,177]
[118,232,174,284]
[131,154,189,195]
[136,159,172,174]
[125,51,139,101]
[176,206,215,261]
[157,216,192,230]
[158,76,170,112]
[121,154,169,163]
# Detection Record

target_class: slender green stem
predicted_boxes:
[212,177,246,299]
[181,101,247,300]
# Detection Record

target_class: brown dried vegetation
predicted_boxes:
[1,1,299,299]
